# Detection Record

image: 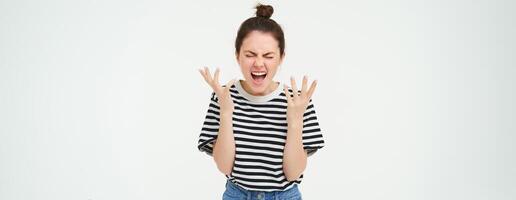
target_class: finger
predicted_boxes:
[301,75,308,96]
[290,76,299,98]
[201,67,218,91]
[225,79,237,92]
[283,84,292,104]
[307,80,318,99]
[213,68,220,87]
[199,68,206,79]
[199,67,210,84]
[205,67,213,83]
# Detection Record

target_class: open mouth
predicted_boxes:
[251,71,267,84]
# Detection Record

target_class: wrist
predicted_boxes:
[220,110,233,118]
[287,117,303,128]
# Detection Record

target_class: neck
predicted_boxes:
[240,80,279,96]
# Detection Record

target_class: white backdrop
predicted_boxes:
[1,0,515,199]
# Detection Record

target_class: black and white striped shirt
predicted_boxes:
[197,80,325,192]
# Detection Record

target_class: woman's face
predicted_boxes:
[236,30,284,96]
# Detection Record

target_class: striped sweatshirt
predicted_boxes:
[197,79,325,192]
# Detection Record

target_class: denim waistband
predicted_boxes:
[225,179,301,198]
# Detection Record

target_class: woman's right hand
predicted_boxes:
[199,67,237,114]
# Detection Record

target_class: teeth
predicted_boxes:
[251,72,267,76]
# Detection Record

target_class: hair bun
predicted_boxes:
[255,4,273,19]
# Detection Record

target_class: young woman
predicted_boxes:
[197,4,325,200]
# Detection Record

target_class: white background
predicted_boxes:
[1,0,515,199]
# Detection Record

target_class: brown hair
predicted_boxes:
[235,4,285,58]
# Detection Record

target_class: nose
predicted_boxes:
[254,57,265,68]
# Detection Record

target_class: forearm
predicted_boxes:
[212,112,236,176]
[282,119,307,181]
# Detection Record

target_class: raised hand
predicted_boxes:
[199,67,237,114]
[283,76,317,126]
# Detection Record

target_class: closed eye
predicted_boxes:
[246,55,273,59]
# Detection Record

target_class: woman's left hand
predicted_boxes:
[283,76,317,127]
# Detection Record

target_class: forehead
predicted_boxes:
[241,31,280,53]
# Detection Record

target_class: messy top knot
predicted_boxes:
[235,4,285,58]
[255,4,273,19]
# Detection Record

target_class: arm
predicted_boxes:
[282,76,318,181]
[199,67,237,176]
[212,112,236,176]
[283,119,308,181]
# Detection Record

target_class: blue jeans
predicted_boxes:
[222,179,303,200]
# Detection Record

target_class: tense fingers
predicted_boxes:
[199,67,219,91]
[213,67,220,87]
[290,76,299,99]
[301,75,308,96]
[199,67,210,84]
[307,80,317,99]
[205,67,213,84]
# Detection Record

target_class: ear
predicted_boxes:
[235,52,240,61]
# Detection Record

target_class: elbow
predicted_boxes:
[213,154,233,176]
[285,173,301,182]
[216,164,233,176]
[283,167,303,181]
[283,163,306,181]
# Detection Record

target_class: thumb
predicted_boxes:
[225,79,237,91]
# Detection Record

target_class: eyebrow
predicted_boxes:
[244,50,275,56]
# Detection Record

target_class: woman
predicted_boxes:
[197,4,325,200]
